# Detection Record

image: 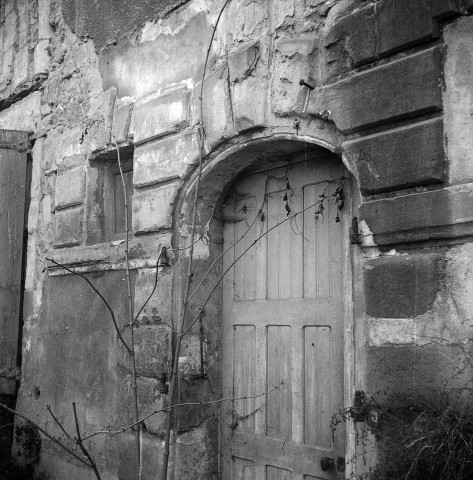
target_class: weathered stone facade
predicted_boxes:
[1,0,473,478]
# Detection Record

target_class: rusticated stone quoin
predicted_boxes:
[344,118,445,194]
[325,0,462,67]
[360,183,473,245]
[364,253,444,318]
[312,47,442,134]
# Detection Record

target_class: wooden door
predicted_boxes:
[222,156,346,480]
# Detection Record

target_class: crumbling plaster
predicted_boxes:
[1,0,473,478]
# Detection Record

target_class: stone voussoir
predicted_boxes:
[200,63,234,150]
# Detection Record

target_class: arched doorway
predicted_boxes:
[173,134,355,479]
[220,149,347,479]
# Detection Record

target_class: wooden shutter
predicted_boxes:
[0,129,28,459]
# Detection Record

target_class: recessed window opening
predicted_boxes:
[111,157,133,237]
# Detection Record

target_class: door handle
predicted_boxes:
[320,456,335,471]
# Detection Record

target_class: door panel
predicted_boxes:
[222,157,346,479]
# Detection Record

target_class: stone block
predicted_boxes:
[431,0,461,19]
[111,97,134,144]
[3,9,17,49]
[360,183,473,245]
[130,87,190,145]
[134,131,200,188]
[55,167,86,209]
[1,47,13,87]
[0,91,42,133]
[88,87,117,152]
[364,253,444,318]
[99,12,212,100]
[232,77,267,133]
[444,17,473,184]
[227,36,268,132]
[134,325,172,378]
[377,0,438,57]
[229,41,261,82]
[178,378,214,432]
[201,64,234,149]
[134,268,173,325]
[53,207,83,247]
[109,432,162,480]
[313,47,442,134]
[174,419,218,478]
[324,5,377,66]
[136,376,166,435]
[325,0,455,68]
[179,334,206,378]
[271,52,313,115]
[132,182,179,234]
[275,35,318,57]
[464,0,473,13]
[343,118,445,194]
[366,342,473,402]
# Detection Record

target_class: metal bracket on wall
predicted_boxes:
[350,217,362,245]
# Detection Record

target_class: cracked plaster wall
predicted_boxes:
[1,0,473,478]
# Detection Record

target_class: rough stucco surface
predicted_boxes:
[61,0,189,50]
[0,0,472,478]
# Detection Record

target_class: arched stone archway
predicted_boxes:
[171,132,359,478]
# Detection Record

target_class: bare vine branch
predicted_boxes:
[46,405,74,443]
[182,199,323,337]
[82,381,283,441]
[0,402,91,468]
[72,403,102,480]
[45,258,132,354]
[112,133,141,479]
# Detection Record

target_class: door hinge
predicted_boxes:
[353,390,366,422]
[350,217,361,245]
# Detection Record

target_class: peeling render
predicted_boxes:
[1,0,473,479]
